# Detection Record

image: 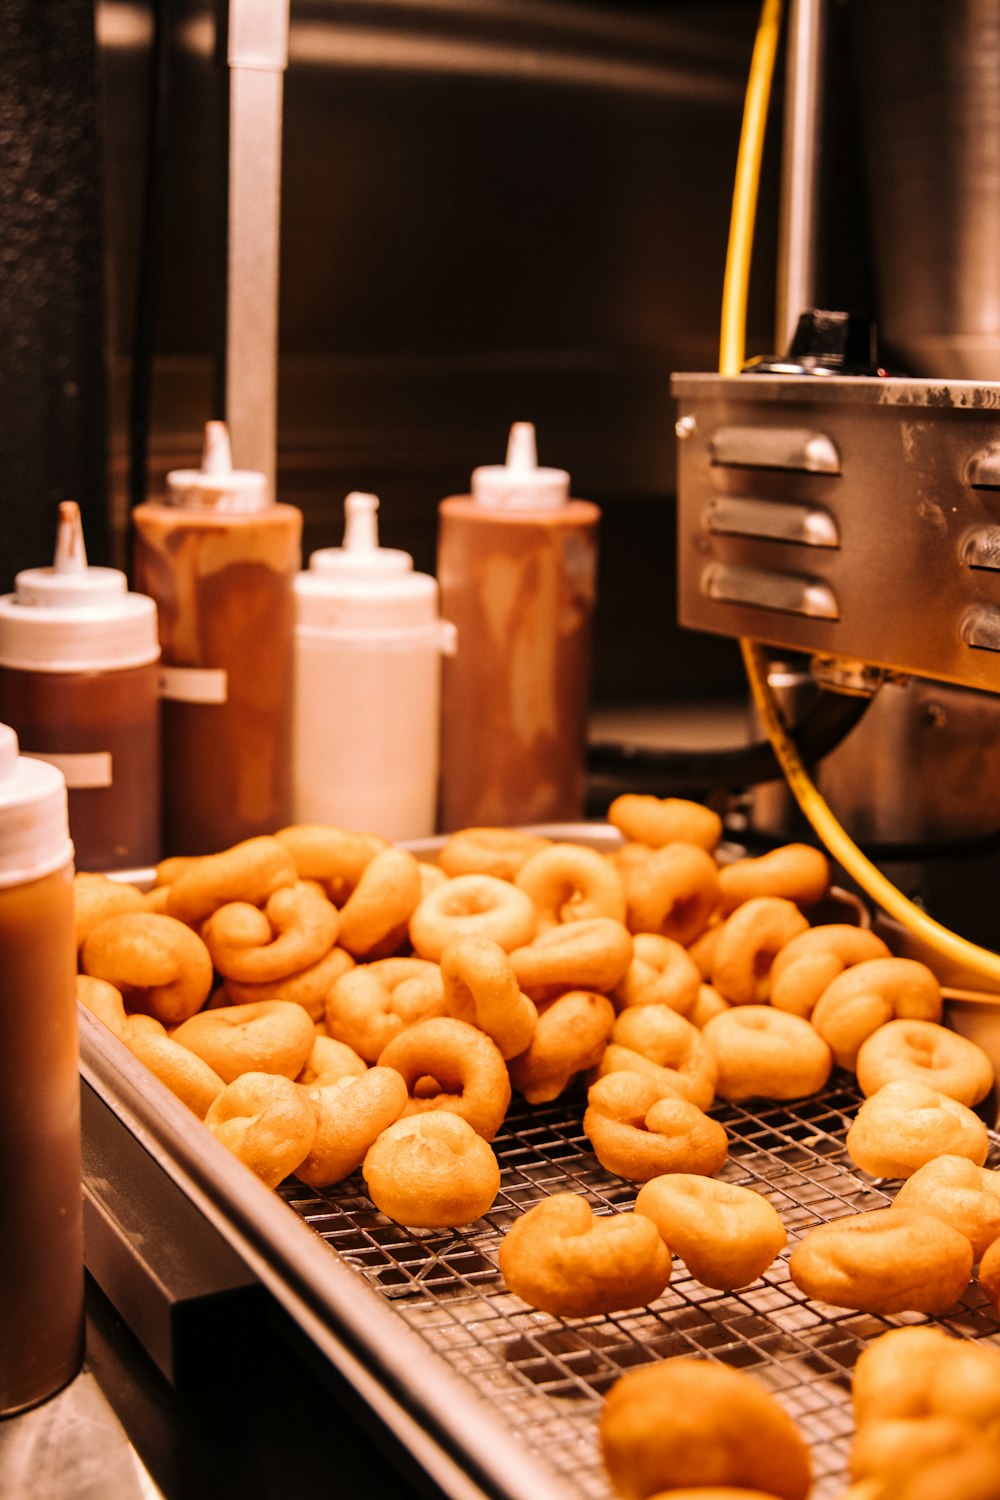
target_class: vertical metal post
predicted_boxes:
[224,0,290,492]
[775,0,826,353]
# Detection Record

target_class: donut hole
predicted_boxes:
[414,1072,453,1099]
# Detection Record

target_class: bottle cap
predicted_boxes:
[165,420,269,512]
[297,492,444,634]
[0,723,73,886]
[471,422,570,510]
[0,502,160,671]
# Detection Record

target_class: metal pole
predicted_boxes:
[775,0,826,353]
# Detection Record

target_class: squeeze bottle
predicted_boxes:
[0,501,161,871]
[436,423,600,830]
[133,421,302,855]
[0,725,82,1414]
[294,492,456,838]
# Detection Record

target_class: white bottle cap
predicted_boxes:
[471,422,571,510]
[0,502,160,671]
[165,420,269,512]
[297,492,447,636]
[0,723,73,886]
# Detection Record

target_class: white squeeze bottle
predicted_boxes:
[293,492,456,838]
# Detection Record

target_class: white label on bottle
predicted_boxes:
[30,750,113,788]
[158,666,229,704]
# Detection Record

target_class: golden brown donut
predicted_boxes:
[788,1206,973,1313]
[73,871,146,950]
[811,957,944,1071]
[325,957,447,1062]
[203,1072,316,1189]
[613,933,701,1017]
[633,1175,786,1290]
[855,1018,994,1106]
[296,1066,409,1188]
[377,1016,511,1141]
[439,934,537,1059]
[122,1014,225,1118]
[689,983,730,1029]
[769,924,891,1018]
[296,1033,368,1088]
[81,910,214,1025]
[622,843,720,947]
[223,942,355,1022]
[687,919,723,980]
[508,917,633,1000]
[717,842,829,915]
[892,1155,1000,1259]
[599,1357,812,1500]
[336,846,424,958]
[202,881,340,982]
[166,836,298,926]
[867,1446,1000,1500]
[709,897,810,1005]
[584,1072,728,1182]
[410,873,538,963]
[362,1113,500,1227]
[596,1004,717,1111]
[498,1192,672,1317]
[514,841,627,927]
[436,825,553,881]
[607,794,723,852]
[77,974,129,1039]
[846,1080,990,1179]
[701,1006,832,1102]
[507,989,615,1104]
[977,1232,1000,1313]
[171,999,315,1084]
[273,822,389,903]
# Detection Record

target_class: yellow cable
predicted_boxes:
[723,2,1000,985]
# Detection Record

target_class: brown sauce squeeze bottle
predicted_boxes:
[132,421,302,855]
[0,502,161,872]
[436,423,600,830]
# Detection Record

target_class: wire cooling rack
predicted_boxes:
[279,1077,1000,1500]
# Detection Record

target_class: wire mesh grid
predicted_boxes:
[279,1076,1000,1500]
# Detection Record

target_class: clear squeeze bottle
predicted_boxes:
[437,422,600,830]
[0,725,82,1414]
[0,501,161,871]
[133,421,302,855]
[294,492,456,839]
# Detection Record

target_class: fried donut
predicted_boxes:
[849,1442,1000,1500]
[845,1080,989,1179]
[633,1175,786,1290]
[362,1112,500,1227]
[73,871,146,949]
[584,1072,728,1182]
[202,881,340,982]
[77,974,129,1039]
[690,983,730,1029]
[81,911,214,1025]
[166,836,298,926]
[203,1072,316,1189]
[296,1066,409,1188]
[769,924,891,1018]
[623,843,720,947]
[599,1357,812,1500]
[894,1155,1000,1261]
[613,933,701,1017]
[687,919,723,980]
[507,989,615,1104]
[514,842,627,927]
[498,1192,672,1317]
[171,999,315,1084]
[810,957,944,1071]
[377,1015,511,1140]
[273,823,389,903]
[851,1324,1000,1443]
[437,825,553,881]
[336,846,424,958]
[224,943,355,1021]
[855,1018,994,1106]
[324,957,447,1062]
[709,897,810,1005]
[701,1006,832,1102]
[596,1004,717,1110]
[409,873,537,962]
[717,842,829,915]
[788,1206,973,1313]
[607,793,723,852]
[122,1014,225,1118]
[296,1033,367,1088]
[508,917,633,1000]
[439,935,537,1059]
[977,1232,1000,1313]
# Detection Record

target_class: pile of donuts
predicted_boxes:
[599,1323,1000,1500]
[74,794,1000,1325]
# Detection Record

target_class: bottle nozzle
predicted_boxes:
[202,421,234,475]
[470,422,571,510]
[342,493,380,552]
[165,419,267,511]
[505,422,538,472]
[53,501,87,574]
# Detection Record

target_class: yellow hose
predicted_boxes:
[724,0,1000,986]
